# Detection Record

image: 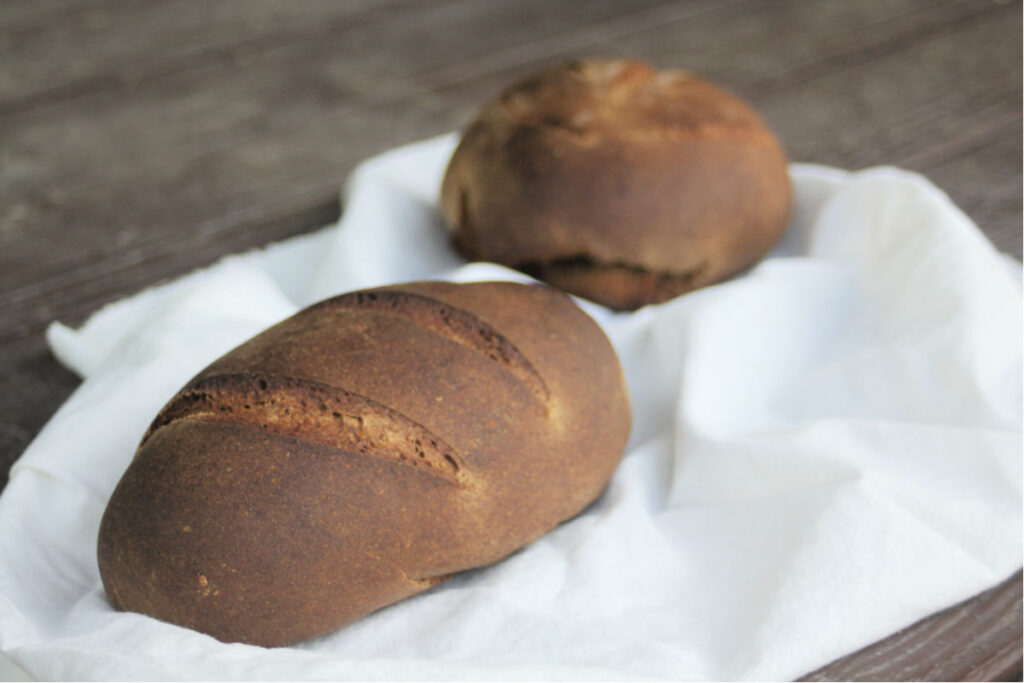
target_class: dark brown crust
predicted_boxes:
[97,281,631,647]
[141,373,465,483]
[440,58,793,310]
[518,254,712,311]
[306,288,549,402]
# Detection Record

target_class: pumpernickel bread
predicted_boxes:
[97,281,631,647]
[440,59,793,310]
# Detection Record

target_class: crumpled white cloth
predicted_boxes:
[0,133,1020,681]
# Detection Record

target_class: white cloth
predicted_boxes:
[0,134,1020,681]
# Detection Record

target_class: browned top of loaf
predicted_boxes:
[496,60,766,143]
[98,281,631,646]
[440,58,792,280]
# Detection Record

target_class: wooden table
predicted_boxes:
[2,1,1020,679]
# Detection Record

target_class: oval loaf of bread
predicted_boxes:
[97,281,631,647]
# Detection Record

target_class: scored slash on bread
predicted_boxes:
[305,288,550,403]
[141,373,466,484]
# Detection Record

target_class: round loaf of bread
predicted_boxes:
[440,59,793,310]
[97,281,631,647]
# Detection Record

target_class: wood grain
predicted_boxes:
[1,0,1020,679]
[802,571,1023,681]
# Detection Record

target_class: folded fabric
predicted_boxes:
[0,134,1019,681]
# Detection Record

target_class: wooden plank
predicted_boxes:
[0,0,682,199]
[0,0,79,29]
[0,337,80,486]
[803,571,1023,681]
[0,194,341,350]
[904,113,1023,256]
[755,8,1020,169]
[0,1,405,110]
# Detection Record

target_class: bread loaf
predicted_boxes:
[440,59,793,310]
[97,281,631,647]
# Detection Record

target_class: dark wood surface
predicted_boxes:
[2,1,1020,679]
